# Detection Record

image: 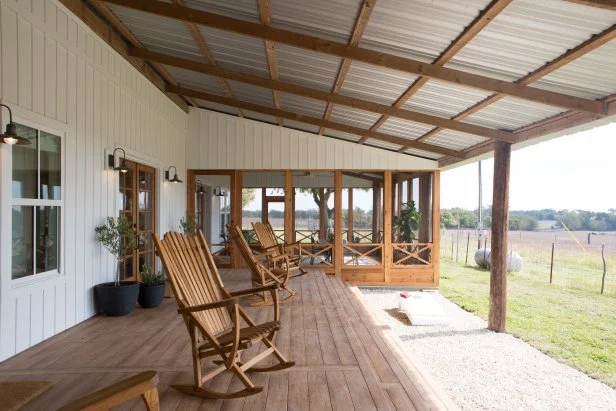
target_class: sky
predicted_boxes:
[244,121,616,213]
[441,121,616,212]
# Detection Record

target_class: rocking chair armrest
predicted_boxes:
[177,298,236,314]
[269,254,289,263]
[229,283,280,297]
[263,244,283,251]
[254,249,278,260]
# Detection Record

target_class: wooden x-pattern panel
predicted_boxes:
[297,243,334,267]
[343,244,383,266]
[392,243,433,266]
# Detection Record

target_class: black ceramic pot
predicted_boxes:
[138,283,165,308]
[94,281,139,316]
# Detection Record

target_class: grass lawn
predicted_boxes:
[439,259,616,388]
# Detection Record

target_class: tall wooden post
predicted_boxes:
[334,171,343,277]
[432,171,441,285]
[347,188,354,242]
[231,170,243,268]
[489,141,511,333]
[261,188,267,223]
[383,170,392,281]
[419,174,432,243]
[284,170,293,245]
[372,182,381,242]
[319,187,326,239]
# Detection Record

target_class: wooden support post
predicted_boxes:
[284,170,293,245]
[347,188,354,242]
[292,188,296,242]
[372,182,382,242]
[383,170,392,281]
[489,141,511,333]
[187,170,197,217]
[231,170,243,268]
[419,174,432,243]
[334,171,343,277]
[433,171,440,285]
[407,179,413,203]
[261,188,267,223]
[319,187,326,239]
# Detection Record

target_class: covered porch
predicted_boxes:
[0,269,454,410]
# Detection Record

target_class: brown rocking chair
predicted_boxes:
[153,231,294,399]
[252,221,308,277]
[227,224,297,305]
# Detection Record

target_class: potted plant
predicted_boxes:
[393,201,421,243]
[180,211,197,234]
[138,265,166,308]
[94,215,141,316]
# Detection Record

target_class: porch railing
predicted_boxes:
[296,243,334,267]
[392,243,432,266]
[343,243,383,266]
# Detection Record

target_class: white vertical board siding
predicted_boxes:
[187,109,438,170]
[0,0,188,361]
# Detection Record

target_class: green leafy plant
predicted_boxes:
[95,215,140,286]
[180,211,197,234]
[139,265,165,286]
[393,201,421,243]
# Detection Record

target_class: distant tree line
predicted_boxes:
[440,207,616,231]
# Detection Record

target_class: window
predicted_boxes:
[11,124,62,280]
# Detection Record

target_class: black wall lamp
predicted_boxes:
[213,186,227,197]
[196,183,205,194]
[165,166,183,183]
[1,104,30,145]
[107,148,129,173]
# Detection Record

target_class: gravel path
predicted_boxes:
[360,288,616,411]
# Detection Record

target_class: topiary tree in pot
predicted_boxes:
[94,215,141,316]
[137,265,166,308]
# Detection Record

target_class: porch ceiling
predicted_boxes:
[79,0,616,165]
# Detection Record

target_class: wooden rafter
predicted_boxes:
[58,0,187,111]
[88,0,196,108]
[320,0,377,135]
[172,0,243,117]
[365,0,512,146]
[258,0,283,126]
[167,85,465,158]
[438,94,616,168]
[133,48,515,142]
[103,0,606,115]
[416,23,616,147]
[564,0,616,10]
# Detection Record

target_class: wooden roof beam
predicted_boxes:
[167,85,465,158]
[133,48,515,142]
[320,0,377,135]
[103,0,606,115]
[258,0,283,126]
[413,23,616,145]
[564,0,616,10]
[367,0,512,144]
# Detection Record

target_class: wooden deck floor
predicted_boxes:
[0,269,455,410]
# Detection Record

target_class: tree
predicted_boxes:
[242,189,256,208]
[297,188,335,235]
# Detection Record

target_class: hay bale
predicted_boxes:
[474,248,491,268]
[474,248,523,272]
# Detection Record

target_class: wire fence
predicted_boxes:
[440,229,616,296]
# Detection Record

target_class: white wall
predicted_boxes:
[187,108,438,170]
[0,0,187,361]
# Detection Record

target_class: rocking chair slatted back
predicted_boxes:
[154,231,231,336]
[228,224,266,285]
[252,222,281,254]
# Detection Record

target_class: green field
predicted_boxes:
[439,259,616,388]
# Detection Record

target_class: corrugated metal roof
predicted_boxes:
[323,129,363,142]
[182,0,260,23]
[198,27,270,77]
[446,0,616,82]
[276,44,341,92]
[329,105,381,129]
[403,148,443,160]
[163,65,226,96]
[282,120,321,134]
[403,80,493,119]
[360,0,491,62]
[195,100,239,116]
[106,4,202,60]
[533,40,616,100]
[378,117,434,140]
[340,62,418,106]
[242,110,278,124]
[280,93,327,118]
[427,130,488,151]
[462,97,566,130]
[270,0,362,43]
[227,80,275,107]
[364,138,401,151]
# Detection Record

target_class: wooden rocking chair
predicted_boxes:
[252,221,308,277]
[153,231,295,399]
[227,224,297,305]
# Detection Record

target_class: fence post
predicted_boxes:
[451,232,454,260]
[601,244,607,294]
[549,242,555,284]
[465,232,470,265]
[588,233,591,245]
[456,229,460,262]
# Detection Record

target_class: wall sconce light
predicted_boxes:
[165,166,183,183]
[213,186,227,197]
[107,148,129,173]
[0,104,31,145]
[196,183,205,194]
